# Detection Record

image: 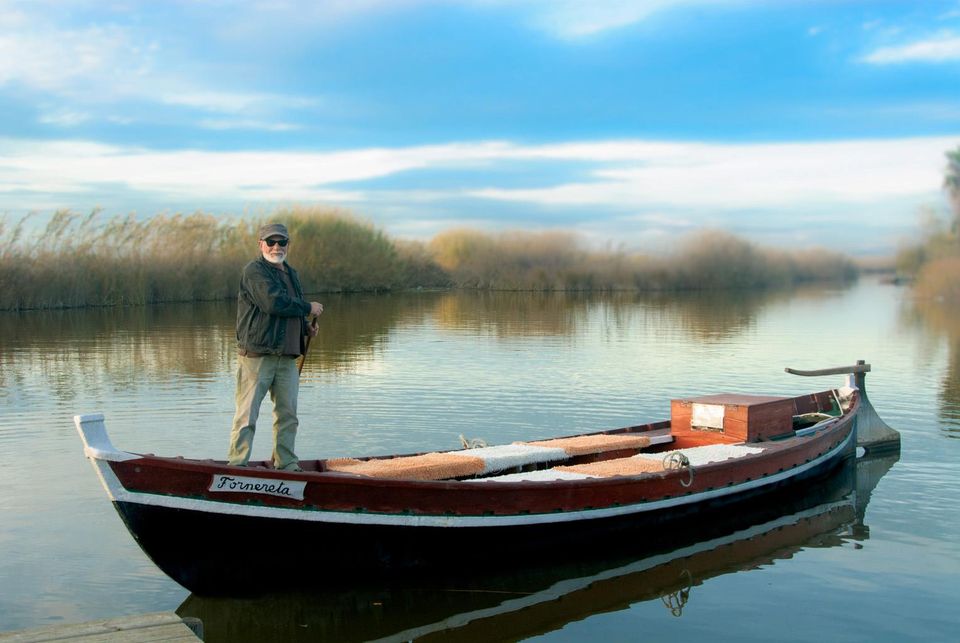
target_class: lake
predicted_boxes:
[1,278,958,641]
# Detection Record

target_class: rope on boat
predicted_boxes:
[663,452,693,487]
[459,434,488,449]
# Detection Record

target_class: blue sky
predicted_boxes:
[1,0,959,255]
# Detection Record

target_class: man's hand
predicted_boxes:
[307,302,322,338]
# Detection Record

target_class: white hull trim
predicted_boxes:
[86,430,854,529]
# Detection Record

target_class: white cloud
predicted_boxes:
[468,138,952,209]
[528,0,669,39]
[0,2,319,128]
[0,135,952,216]
[862,32,960,63]
[37,107,92,127]
[197,119,302,132]
[208,0,686,42]
[940,5,960,20]
[0,139,508,210]
[0,134,951,254]
[513,0,724,40]
[163,91,320,115]
[0,23,147,93]
[209,0,423,40]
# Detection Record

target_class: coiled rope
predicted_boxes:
[662,452,694,487]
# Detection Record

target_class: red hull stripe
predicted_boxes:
[92,429,853,528]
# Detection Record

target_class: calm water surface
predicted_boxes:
[1,278,958,641]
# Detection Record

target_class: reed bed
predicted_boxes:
[430,228,856,291]
[895,205,960,303]
[1,207,857,311]
[914,257,960,303]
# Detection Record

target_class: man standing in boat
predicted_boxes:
[227,223,323,472]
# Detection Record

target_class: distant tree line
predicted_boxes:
[0,206,857,311]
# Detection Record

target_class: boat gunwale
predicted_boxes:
[112,421,849,488]
[101,429,857,527]
[96,389,858,501]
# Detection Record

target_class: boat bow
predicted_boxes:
[75,413,138,463]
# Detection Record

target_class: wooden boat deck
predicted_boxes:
[232,412,838,484]
[0,612,201,642]
[222,387,849,484]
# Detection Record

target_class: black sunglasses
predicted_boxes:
[264,238,288,247]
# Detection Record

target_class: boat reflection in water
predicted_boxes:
[177,451,897,643]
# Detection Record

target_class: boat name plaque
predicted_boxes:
[209,475,306,500]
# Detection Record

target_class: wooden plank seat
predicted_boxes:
[556,457,668,477]
[326,452,486,481]
[325,431,674,481]
[326,444,566,481]
[522,433,661,456]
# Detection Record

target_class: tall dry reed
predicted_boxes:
[0,207,444,310]
[914,257,960,303]
[0,209,858,311]
[430,228,856,291]
[896,205,960,302]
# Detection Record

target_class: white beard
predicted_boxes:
[262,249,286,265]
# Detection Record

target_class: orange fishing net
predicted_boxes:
[325,453,485,481]
[555,457,666,477]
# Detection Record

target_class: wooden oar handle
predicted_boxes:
[298,315,319,375]
[784,363,871,376]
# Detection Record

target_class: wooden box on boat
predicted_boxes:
[670,394,795,442]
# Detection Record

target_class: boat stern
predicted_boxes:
[784,361,900,455]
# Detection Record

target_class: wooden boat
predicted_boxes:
[74,362,898,595]
[178,451,899,641]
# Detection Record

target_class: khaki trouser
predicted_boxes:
[228,354,300,470]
